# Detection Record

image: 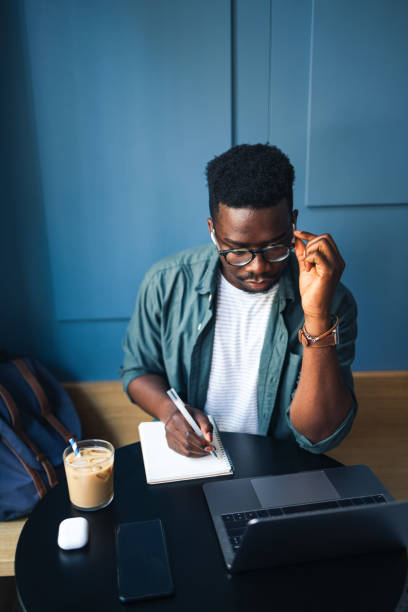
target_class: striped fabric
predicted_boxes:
[204,273,279,433]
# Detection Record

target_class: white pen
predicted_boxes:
[166,388,218,458]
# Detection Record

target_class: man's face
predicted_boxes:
[207,200,297,293]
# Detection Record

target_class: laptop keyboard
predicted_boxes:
[222,494,387,552]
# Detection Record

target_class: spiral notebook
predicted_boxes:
[138,416,233,484]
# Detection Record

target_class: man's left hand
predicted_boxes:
[293,230,345,330]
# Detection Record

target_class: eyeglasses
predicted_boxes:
[211,228,294,267]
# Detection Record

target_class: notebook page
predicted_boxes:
[139,416,232,484]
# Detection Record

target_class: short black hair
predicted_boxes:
[205,143,295,219]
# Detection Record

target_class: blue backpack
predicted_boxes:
[0,355,82,520]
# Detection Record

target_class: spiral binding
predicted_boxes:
[210,418,234,474]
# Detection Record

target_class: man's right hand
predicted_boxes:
[127,374,215,457]
[164,406,215,457]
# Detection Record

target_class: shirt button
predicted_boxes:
[208,294,212,303]
[197,323,202,331]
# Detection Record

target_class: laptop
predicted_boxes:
[203,465,408,572]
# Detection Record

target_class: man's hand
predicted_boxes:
[293,230,345,334]
[164,405,215,457]
[290,230,353,443]
[127,375,215,457]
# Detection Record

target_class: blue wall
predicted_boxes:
[2,0,407,380]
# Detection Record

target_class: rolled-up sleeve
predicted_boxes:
[120,271,165,400]
[286,287,358,454]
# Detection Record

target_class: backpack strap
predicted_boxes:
[12,359,74,442]
[1,435,48,499]
[0,385,58,489]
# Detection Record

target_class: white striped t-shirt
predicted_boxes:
[204,273,279,433]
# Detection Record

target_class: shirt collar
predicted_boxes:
[194,247,220,295]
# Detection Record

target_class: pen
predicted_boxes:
[166,388,218,458]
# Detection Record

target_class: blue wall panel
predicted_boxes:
[23,0,231,321]
[307,0,408,207]
[2,0,408,380]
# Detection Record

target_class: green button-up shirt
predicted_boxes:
[121,245,358,454]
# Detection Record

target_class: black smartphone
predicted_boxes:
[115,519,174,603]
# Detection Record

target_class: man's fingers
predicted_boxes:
[165,409,215,456]
[295,229,344,274]
[194,410,213,442]
[173,417,206,447]
[295,235,337,274]
[307,235,342,261]
[304,249,332,276]
[166,431,211,457]
[294,229,317,241]
[295,230,343,263]
[305,240,337,270]
[166,428,208,456]
[306,239,345,274]
[167,439,209,457]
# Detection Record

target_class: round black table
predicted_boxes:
[15,434,407,612]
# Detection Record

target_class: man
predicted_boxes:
[121,144,357,457]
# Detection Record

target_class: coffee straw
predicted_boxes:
[69,437,80,457]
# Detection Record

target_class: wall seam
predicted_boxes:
[230,0,237,146]
[304,0,315,208]
[266,0,272,142]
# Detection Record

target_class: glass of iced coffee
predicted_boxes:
[63,439,114,511]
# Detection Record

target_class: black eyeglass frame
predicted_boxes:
[213,229,295,267]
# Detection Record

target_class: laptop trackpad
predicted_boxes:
[251,471,340,507]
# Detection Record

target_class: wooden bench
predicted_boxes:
[1,372,407,577]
